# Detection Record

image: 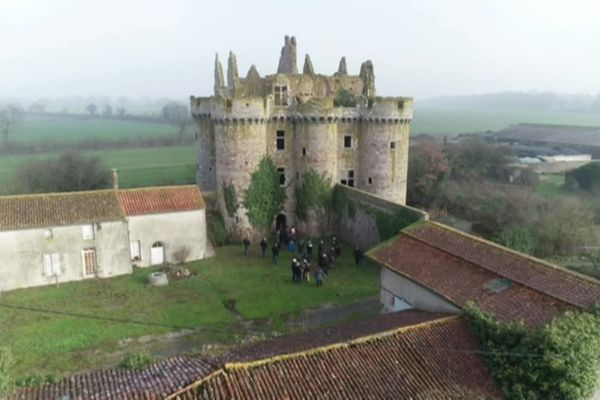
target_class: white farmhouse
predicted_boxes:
[0,185,209,292]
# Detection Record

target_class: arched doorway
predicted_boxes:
[150,241,165,265]
[276,214,287,232]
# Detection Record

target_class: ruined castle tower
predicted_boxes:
[191,36,413,236]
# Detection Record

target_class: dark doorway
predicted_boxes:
[276,214,287,232]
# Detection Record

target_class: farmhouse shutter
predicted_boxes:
[82,224,95,240]
[43,254,53,276]
[51,253,62,276]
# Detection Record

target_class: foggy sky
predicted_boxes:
[2,0,600,100]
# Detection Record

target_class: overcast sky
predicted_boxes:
[1,0,599,100]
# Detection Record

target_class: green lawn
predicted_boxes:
[412,107,600,135]
[12,115,178,143]
[0,146,196,192]
[537,174,567,198]
[0,242,379,379]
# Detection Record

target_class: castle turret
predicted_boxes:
[359,60,376,97]
[337,57,348,75]
[277,35,298,74]
[303,54,315,75]
[214,54,225,96]
[227,51,239,96]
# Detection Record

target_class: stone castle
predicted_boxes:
[191,36,413,235]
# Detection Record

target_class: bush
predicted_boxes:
[407,141,449,206]
[0,347,13,396]
[222,183,239,218]
[243,157,286,234]
[296,169,333,221]
[16,374,61,388]
[567,163,600,194]
[121,350,152,370]
[467,306,600,400]
[11,151,111,194]
[496,228,537,255]
[207,211,229,246]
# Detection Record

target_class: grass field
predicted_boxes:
[0,146,196,192]
[13,115,178,143]
[412,107,600,135]
[0,242,379,380]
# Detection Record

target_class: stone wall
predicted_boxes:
[334,185,428,250]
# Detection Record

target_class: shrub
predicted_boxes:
[496,228,537,255]
[567,163,600,194]
[207,211,229,246]
[172,246,191,264]
[222,183,239,218]
[0,347,13,396]
[296,169,333,221]
[333,89,357,107]
[243,157,286,234]
[16,374,61,388]
[467,306,600,400]
[121,350,152,370]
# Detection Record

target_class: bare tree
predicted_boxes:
[116,107,126,118]
[102,105,113,118]
[0,104,23,148]
[28,102,45,114]
[85,103,97,116]
[162,102,191,142]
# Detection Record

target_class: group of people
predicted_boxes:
[241,228,366,288]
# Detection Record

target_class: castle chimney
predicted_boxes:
[303,54,315,75]
[359,60,376,97]
[227,51,239,95]
[112,168,119,190]
[337,57,348,75]
[214,53,225,96]
[277,35,298,74]
[246,64,261,80]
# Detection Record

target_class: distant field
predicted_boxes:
[13,115,179,143]
[412,107,600,135]
[0,146,196,192]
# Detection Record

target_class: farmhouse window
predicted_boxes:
[276,130,285,150]
[82,224,95,240]
[42,253,62,276]
[82,248,97,277]
[130,241,141,261]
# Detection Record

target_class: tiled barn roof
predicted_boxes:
[369,221,600,326]
[117,185,205,216]
[0,190,124,231]
[170,316,502,400]
[0,185,206,231]
[11,356,216,400]
[493,123,600,147]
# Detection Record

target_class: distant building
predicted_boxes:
[0,185,209,292]
[369,221,600,327]
[490,122,600,159]
[191,35,413,236]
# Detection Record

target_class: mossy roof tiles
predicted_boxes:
[0,185,206,231]
[172,317,501,400]
[370,221,600,326]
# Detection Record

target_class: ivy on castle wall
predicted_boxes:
[243,157,286,233]
[296,169,333,221]
[333,89,357,108]
[222,183,239,218]
[466,305,600,400]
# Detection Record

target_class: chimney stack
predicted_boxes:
[112,168,119,190]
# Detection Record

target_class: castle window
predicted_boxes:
[340,170,355,187]
[278,168,286,186]
[296,172,300,179]
[344,135,353,149]
[368,177,372,184]
[302,147,306,156]
[276,130,285,150]
[274,85,288,106]
[390,141,396,150]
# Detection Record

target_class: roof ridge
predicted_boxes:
[222,315,461,371]
[0,188,116,200]
[425,221,600,287]
[117,184,200,192]
[164,369,225,400]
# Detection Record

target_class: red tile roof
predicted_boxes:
[170,316,502,400]
[369,221,600,326]
[11,356,215,400]
[117,185,205,216]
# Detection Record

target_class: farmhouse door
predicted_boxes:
[151,242,165,265]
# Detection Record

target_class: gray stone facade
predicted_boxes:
[192,36,413,236]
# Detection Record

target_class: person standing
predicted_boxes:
[272,243,280,266]
[354,246,363,266]
[242,237,251,256]
[260,238,268,257]
[315,266,323,287]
